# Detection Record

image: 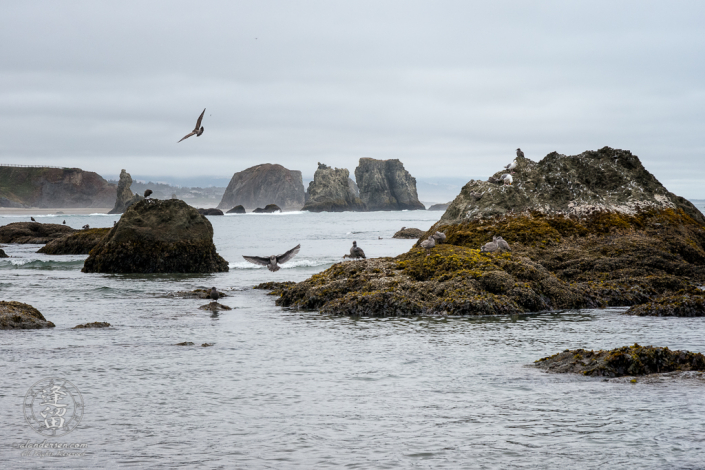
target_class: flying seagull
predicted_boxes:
[343,241,366,259]
[144,189,153,198]
[504,160,517,174]
[209,287,219,303]
[516,148,525,159]
[243,244,300,272]
[178,108,206,143]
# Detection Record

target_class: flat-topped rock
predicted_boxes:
[0,222,75,244]
[197,208,224,216]
[624,293,705,317]
[0,301,55,329]
[392,227,425,239]
[83,199,229,273]
[38,227,110,255]
[73,322,111,329]
[217,164,305,211]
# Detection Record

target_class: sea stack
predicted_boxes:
[217,164,305,212]
[83,199,229,273]
[354,158,425,211]
[108,169,144,214]
[302,163,366,212]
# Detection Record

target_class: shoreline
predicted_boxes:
[0,208,112,216]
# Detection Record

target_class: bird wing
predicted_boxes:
[277,244,301,264]
[195,108,206,130]
[242,255,271,266]
[178,131,196,142]
[356,248,366,258]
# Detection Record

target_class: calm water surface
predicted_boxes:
[1,210,704,469]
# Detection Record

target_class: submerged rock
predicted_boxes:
[83,199,229,273]
[0,222,75,244]
[253,204,281,213]
[38,227,110,255]
[0,248,7,258]
[217,164,305,211]
[199,302,233,311]
[73,322,111,329]
[624,293,705,317]
[168,289,229,299]
[254,281,296,296]
[302,163,366,212]
[392,227,425,239]
[535,344,705,377]
[108,169,143,214]
[176,341,195,346]
[197,208,224,216]
[354,158,425,211]
[226,205,246,214]
[0,301,55,329]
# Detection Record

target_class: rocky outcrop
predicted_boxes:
[256,148,705,317]
[0,248,8,258]
[226,205,246,214]
[0,301,55,329]
[83,199,229,273]
[442,147,703,225]
[427,203,450,211]
[0,222,75,244]
[108,169,143,214]
[302,163,366,212]
[0,166,116,208]
[392,227,425,239]
[624,293,705,317]
[37,228,110,255]
[73,322,111,329]
[535,344,705,377]
[253,204,281,213]
[217,164,305,211]
[197,208,224,216]
[354,158,425,211]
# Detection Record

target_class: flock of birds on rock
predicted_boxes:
[488,148,523,186]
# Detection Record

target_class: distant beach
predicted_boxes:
[0,208,111,216]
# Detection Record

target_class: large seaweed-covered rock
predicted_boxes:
[0,166,116,208]
[442,147,703,224]
[217,164,305,211]
[624,293,705,317]
[37,228,110,255]
[0,301,55,329]
[0,222,75,244]
[392,227,425,239]
[108,169,143,214]
[302,163,366,212]
[354,158,425,211]
[83,199,229,273]
[535,344,705,377]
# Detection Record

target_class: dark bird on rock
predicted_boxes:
[62,220,66,224]
[420,236,436,255]
[113,221,117,226]
[343,241,366,259]
[144,189,153,198]
[30,217,36,222]
[82,224,90,230]
[432,231,446,244]
[516,148,525,159]
[243,244,300,272]
[178,108,206,143]
[210,287,219,303]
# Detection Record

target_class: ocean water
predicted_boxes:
[1,210,704,469]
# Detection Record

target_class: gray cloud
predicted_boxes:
[1,1,703,197]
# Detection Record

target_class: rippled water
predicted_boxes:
[1,210,705,469]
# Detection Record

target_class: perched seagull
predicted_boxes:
[504,160,517,174]
[30,217,36,222]
[502,174,513,186]
[178,108,206,143]
[431,231,446,244]
[343,241,366,259]
[420,236,436,255]
[243,244,300,272]
[209,287,220,303]
[495,236,512,252]
[144,189,153,198]
[516,148,525,159]
[82,224,90,230]
[480,238,499,253]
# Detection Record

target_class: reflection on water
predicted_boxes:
[1,211,704,469]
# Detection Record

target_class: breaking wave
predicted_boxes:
[0,258,85,270]
[229,259,331,270]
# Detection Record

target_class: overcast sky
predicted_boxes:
[1,1,703,197]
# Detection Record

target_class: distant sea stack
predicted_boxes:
[354,158,425,211]
[217,164,305,212]
[302,163,366,212]
[0,165,116,208]
[108,169,144,214]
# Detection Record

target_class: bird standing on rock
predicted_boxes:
[243,244,301,272]
[504,160,517,174]
[62,220,66,224]
[516,148,525,159]
[420,236,435,255]
[30,217,36,222]
[210,287,219,303]
[343,241,366,259]
[480,237,499,253]
[495,236,512,252]
[502,174,513,186]
[178,108,206,142]
[432,231,446,244]
[144,189,153,198]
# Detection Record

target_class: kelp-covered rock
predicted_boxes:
[535,344,705,377]
[226,205,246,214]
[392,227,425,239]
[253,204,281,213]
[624,293,705,317]
[0,301,55,329]
[0,248,7,258]
[0,222,75,244]
[302,163,366,212]
[442,147,703,224]
[38,228,110,254]
[199,302,233,311]
[354,158,425,211]
[108,169,143,214]
[217,164,305,211]
[73,322,111,329]
[254,281,296,296]
[83,199,229,273]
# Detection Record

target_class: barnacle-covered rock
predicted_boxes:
[624,292,705,316]
[38,228,110,255]
[0,301,55,329]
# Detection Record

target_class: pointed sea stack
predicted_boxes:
[108,169,144,214]
[302,163,366,212]
[354,158,425,211]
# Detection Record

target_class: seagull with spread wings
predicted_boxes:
[178,108,206,142]
[243,244,301,272]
